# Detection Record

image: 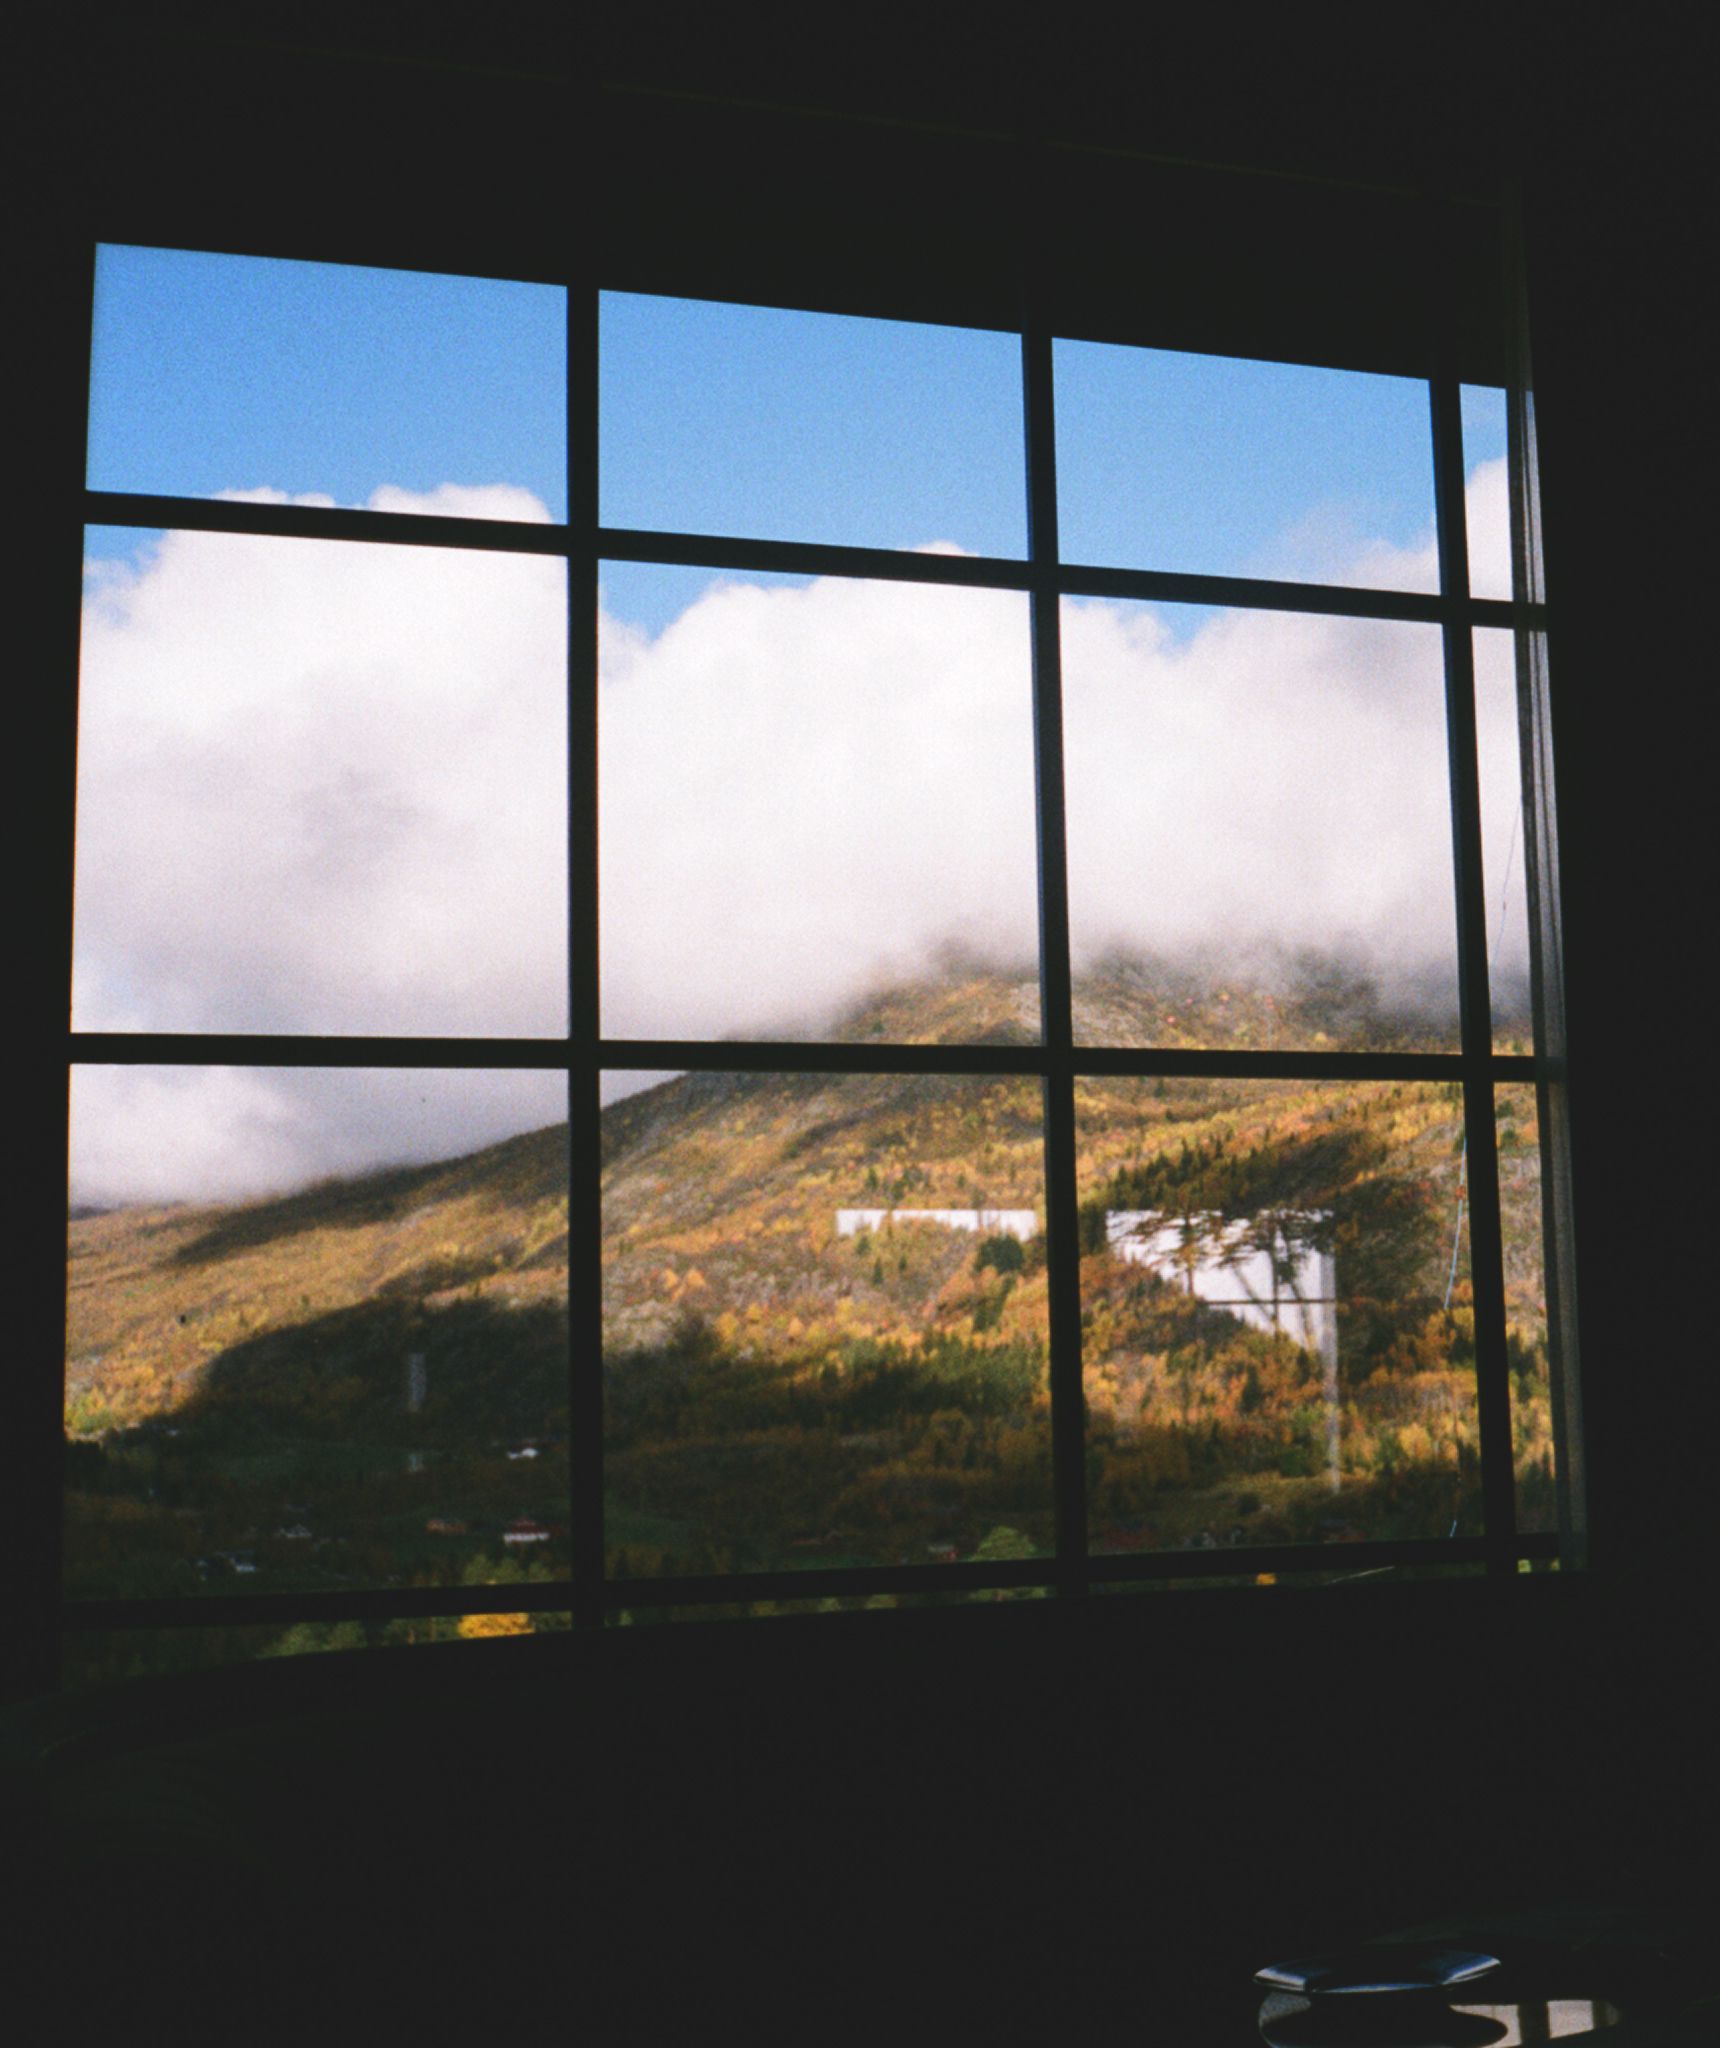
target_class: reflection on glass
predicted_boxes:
[603,1072,1052,1578]
[600,292,1026,555]
[600,570,1040,1043]
[1496,1083,1556,1535]
[1054,340,1437,590]
[1475,628,1534,1050]
[1079,1077,1481,1553]
[88,245,568,520]
[74,529,568,1036]
[1461,383,1512,601]
[1062,598,1458,1050]
[64,1069,571,1607]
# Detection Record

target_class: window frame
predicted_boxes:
[39,117,1582,1683]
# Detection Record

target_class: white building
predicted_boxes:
[1105,1210,1337,1366]
[835,1207,1039,1241]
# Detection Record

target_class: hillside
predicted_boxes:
[63,960,1554,1669]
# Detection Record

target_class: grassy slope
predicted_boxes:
[64,962,1553,1586]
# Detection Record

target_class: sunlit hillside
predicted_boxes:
[67,1123,571,1441]
[63,960,1554,1679]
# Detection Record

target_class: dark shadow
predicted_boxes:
[166,1292,570,1446]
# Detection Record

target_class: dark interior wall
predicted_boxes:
[1513,20,1712,1582]
[15,1576,1711,2028]
[11,3,1713,2019]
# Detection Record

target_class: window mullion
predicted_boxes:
[15,238,98,1703]
[1430,364,1517,1573]
[1022,320,1088,1589]
[1503,188,1585,1569]
[569,268,605,1632]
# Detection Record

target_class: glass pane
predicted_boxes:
[601,569,1039,1043]
[1054,341,1437,591]
[1475,627,1533,1050]
[89,245,567,522]
[603,1072,1052,1578]
[599,292,1026,556]
[64,1067,570,1603]
[1461,383,1512,600]
[1496,1082,1556,1536]
[1079,1076,1481,1553]
[74,528,567,1036]
[1063,598,1458,1050]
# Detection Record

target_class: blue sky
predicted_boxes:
[86,247,1504,636]
[1461,383,1507,471]
[1055,338,1433,581]
[88,245,568,516]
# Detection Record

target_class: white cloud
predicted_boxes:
[71,1064,567,1211]
[74,485,567,1039]
[71,463,1521,1204]
[598,572,1038,1040]
[1060,597,1458,982]
[600,459,1522,1040]
[1464,455,1513,600]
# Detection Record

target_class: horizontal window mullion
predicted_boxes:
[63,1579,579,1632]
[600,1039,1528,1082]
[66,1036,1541,1085]
[80,499,1549,635]
[639,1041,1502,1084]
[67,1033,575,1069]
[1470,595,1540,630]
[59,1526,1561,1635]
[599,528,1549,630]
[1067,1046,1530,1083]
[607,1560,1058,1607]
[1061,560,1546,629]
[597,524,1033,590]
[83,489,573,557]
[599,1038,1039,1078]
[1089,1531,1560,1586]
[1087,1536,1491,1584]
[611,1538,1489,1607]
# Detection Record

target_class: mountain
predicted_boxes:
[63,961,1554,1652]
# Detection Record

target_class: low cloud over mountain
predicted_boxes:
[70,467,1522,1205]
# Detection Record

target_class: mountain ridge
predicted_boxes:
[63,961,1554,1633]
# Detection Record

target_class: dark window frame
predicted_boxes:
[43,111,1582,1677]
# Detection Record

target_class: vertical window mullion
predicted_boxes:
[22,238,99,1701]
[1504,189,1585,1568]
[1022,319,1088,1588]
[1430,365,1517,1572]
[568,266,604,1631]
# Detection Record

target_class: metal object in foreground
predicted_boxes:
[1255,1949,1503,1998]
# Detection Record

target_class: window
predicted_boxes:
[48,102,1581,1689]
